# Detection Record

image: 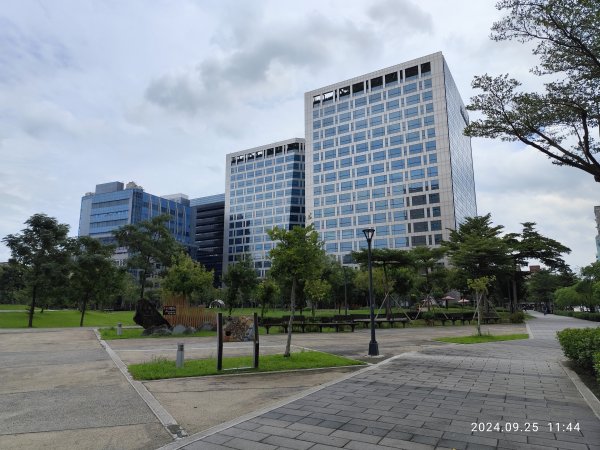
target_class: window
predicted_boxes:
[376,225,389,236]
[357,166,369,176]
[355,178,368,189]
[406,131,420,143]
[323,161,334,171]
[337,101,349,111]
[408,118,422,130]
[395,237,409,247]
[339,112,351,122]
[431,220,442,231]
[432,206,441,217]
[408,156,422,167]
[388,148,402,158]
[430,179,440,190]
[357,190,370,200]
[353,108,366,119]
[322,117,334,126]
[427,128,436,138]
[413,221,429,232]
[427,166,438,177]
[424,115,434,126]
[355,119,368,130]
[392,224,406,234]
[405,106,419,117]
[410,208,425,219]
[389,135,403,146]
[339,169,351,179]
[429,193,440,204]
[422,91,433,101]
[354,96,367,107]
[388,87,401,98]
[371,103,384,114]
[410,169,425,179]
[429,153,437,164]
[356,142,368,153]
[369,92,382,103]
[411,236,427,246]
[358,215,371,225]
[409,182,423,193]
[406,94,420,105]
[389,172,403,183]
[386,99,400,110]
[371,163,385,174]
[356,202,369,212]
[324,127,336,137]
[373,175,387,185]
[375,200,388,210]
[370,115,383,126]
[388,111,402,121]
[426,140,436,151]
[354,131,366,141]
[340,181,353,191]
[338,146,350,157]
[409,143,423,154]
[370,138,384,148]
[412,195,427,206]
[325,195,337,205]
[434,234,443,244]
[373,213,387,224]
[372,188,385,198]
[403,82,417,94]
[394,210,408,221]
[340,217,352,227]
[339,134,351,145]
[387,123,401,134]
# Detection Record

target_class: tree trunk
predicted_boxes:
[284,278,296,357]
[80,293,89,327]
[28,284,37,328]
[139,269,146,299]
[476,291,482,337]
[511,275,518,313]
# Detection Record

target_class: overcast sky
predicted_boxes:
[1,0,597,271]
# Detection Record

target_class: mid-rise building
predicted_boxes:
[190,194,225,284]
[305,52,476,262]
[78,181,192,265]
[223,139,306,277]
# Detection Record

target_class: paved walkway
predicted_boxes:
[166,313,600,450]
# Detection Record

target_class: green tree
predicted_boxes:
[268,224,326,357]
[162,252,214,304]
[468,276,496,336]
[222,254,259,314]
[554,285,582,309]
[527,269,572,305]
[113,215,181,299]
[2,214,73,327]
[465,0,600,181]
[256,277,279,318]
[0,262,25,304]
[443,214,513,282]
[70,236,119,327]
[305,278,332,318]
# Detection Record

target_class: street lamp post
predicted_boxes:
[362,228,379,356]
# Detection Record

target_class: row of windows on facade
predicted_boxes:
[314,113,435,142]
[313,180,439,198]
[230,148,304,166]
[313,92,434,131]
[313,205,442,226]
[313,141,437,166]
[229,233,443,258]
[230,161,304,175]
[314,153,438,175]
[314,168,439,188]
[314,192,441,211]
[316,104,435,136]
[230,170,304,184]
[313,127,436,152]
[228,207,305,227]
[311,62,432,107]
[314,200,441,221]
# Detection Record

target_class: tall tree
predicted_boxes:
[2,214,73,327]
[527,269,574,305]
[0,262,24,304]
[222,254,259,314]
[268,224,325,357]
[113,215,181,299]
[70,236,119,327]
[256,277,279,319]
[162,252,214,304]
[465,0,600,181]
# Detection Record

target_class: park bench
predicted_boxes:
[480,313,501,324]
[350,314,409,328]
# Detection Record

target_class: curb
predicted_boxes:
[560,360,600,421]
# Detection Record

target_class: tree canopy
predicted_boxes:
[162,252,214,304]
[113,215,181,298]
[2,214,73,327]
[465,0,600,181]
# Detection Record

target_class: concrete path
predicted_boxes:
[166,313,600,450]
[0,328,172,450]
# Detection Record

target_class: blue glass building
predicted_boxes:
[223,139,306,277]
[78,181,192,265]
[305,52,477,262]
[190,194,225,284]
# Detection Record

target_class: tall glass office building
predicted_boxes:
[79,181,192,265]
[190,194,225,284]
[305,52,477,262]
[223,139,306,277]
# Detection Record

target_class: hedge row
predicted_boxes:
[554,311,600,322]
[557,327,600,383]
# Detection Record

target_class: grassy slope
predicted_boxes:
[0,309,137,328]
[435,333,529,344]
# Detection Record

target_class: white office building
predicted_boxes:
[305,52,477,263]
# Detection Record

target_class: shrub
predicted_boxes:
[594,352,600,384]
[556,328,600,371]
[509,311,525,324]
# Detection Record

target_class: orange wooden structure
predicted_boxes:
[162,295,217,329]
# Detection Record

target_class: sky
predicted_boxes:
[0,0,597,272]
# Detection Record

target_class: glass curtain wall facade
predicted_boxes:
[223,139,306,278]
[305,52,476,263]
[79,181,192,265]
[190,194,225,284]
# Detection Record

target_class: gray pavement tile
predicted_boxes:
[202,434,234,445]
[253,424,302,439]
[262,435,314,450]
[294,431,349,447]
[219,437,277,450]
[330,428,382,444]
[527,435,589,449]
[287,422,336,436]
[317,420,346,430]
[219,427,268,442]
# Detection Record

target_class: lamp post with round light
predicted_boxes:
[362,228,379,356]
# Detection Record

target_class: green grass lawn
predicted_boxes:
[0,304,31,310]
[435,333,529,344]
[0,309,137,328]
[128,350,365,380]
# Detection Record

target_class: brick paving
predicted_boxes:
[171,313,600,450]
